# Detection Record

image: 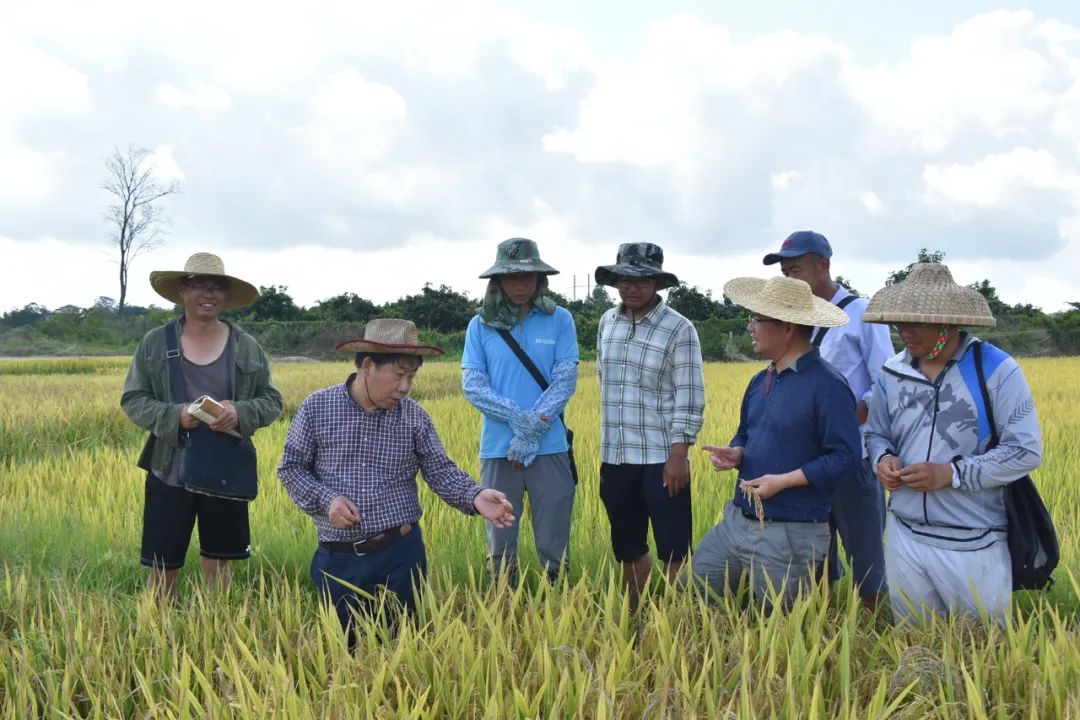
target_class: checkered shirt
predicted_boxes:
[597,300,706,464]
[278,375,481,542]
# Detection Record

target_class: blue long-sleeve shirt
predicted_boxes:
[730,349,860,522]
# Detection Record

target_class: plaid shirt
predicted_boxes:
[278,375,481,542]
[597,300,706,464]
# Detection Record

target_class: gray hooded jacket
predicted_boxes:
[865,333,1042,549]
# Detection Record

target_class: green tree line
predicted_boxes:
[4,252,1080,358]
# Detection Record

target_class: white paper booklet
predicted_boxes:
[187,395,242,438]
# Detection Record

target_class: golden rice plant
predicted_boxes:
[1,357,1079,718]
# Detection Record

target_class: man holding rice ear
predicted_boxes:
[683,276,861,609]
[762,230,893,609]
[862,263,1043,624]
[121,252,283,599]
[462,238,579,584]
[279,319,515,643]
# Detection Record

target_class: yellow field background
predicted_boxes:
[2,357,1079,718]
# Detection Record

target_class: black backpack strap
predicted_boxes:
[812,294,857,347]
[972,341,1000,449]
[164,320,188,405]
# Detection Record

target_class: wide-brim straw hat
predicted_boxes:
[479,238,560,278]
[150,253,260,310]
[594,242,680,290]
[723,276,849,327]
[336,318,444,356]
[863,263,996,327]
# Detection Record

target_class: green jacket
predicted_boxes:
[120,318,284,475]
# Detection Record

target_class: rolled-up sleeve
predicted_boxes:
[669,321,705,444]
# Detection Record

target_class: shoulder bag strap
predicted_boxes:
[972,341,1000,449]
[164,320,188,405]
[812,294,857,348]
[495,327,567,426]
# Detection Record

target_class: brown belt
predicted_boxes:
[319,523,414,556]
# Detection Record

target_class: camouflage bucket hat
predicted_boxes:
[478,238,560,278]
[594,243,680,290]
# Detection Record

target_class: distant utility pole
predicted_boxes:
[570,274,589,302]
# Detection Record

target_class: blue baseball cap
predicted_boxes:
[762,231,833,265]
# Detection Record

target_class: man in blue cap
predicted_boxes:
[762,230,894,609]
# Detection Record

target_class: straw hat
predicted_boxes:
[150,253,260,309]
[863,263,996,327]
[479,238,560,278]
[336,318,444,356]
[723,276,849,327]
[595,242,680,290]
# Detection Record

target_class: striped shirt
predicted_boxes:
[597,300,706,464]
[278,375,481,542]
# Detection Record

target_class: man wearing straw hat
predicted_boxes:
[762,230,893,608]
[462,238,579,584]
[684,276,861,608]
[279,318,516,640]
[121,252,284,598]
[862,263,1043,623]
[594,243,705,608]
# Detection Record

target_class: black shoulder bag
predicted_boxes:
[166,321,259,502]
[973,341,1058,590]
[812,294,857,347]
[495,328,578,485]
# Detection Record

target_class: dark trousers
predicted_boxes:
[828,458,887,598]
[309,526,427,643]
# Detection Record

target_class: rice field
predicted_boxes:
[2,356,1080,718]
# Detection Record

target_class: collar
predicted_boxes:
[827,284,849,305]
[342,372,391,415]
[618,297,666,325]
[769,347,820,376]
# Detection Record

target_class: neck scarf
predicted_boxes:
[479,276,557,330]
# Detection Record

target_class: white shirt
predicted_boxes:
[814,285,896,456]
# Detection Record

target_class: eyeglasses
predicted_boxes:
[185,278,228,293]
[616,277,655,289]
[747,314,780,326]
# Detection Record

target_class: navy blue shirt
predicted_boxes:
[730,348,860,522]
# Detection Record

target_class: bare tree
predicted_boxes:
[101,146,180,318]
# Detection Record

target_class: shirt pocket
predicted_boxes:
[143,353,168,399]
[631,339,668,390]
[234,354,263,400]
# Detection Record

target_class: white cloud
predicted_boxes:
[771,171,803,192]
[922,147,1080,207]
[148,145,185,183]
[157,83,230,110]
[2,5,1080,312]
[860,191,886,215]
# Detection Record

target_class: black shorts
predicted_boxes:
[140,471,251,569]
[599,462,692,563]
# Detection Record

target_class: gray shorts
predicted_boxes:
[683,500,830,608]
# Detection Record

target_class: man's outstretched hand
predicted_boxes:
[474,489,516,528]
